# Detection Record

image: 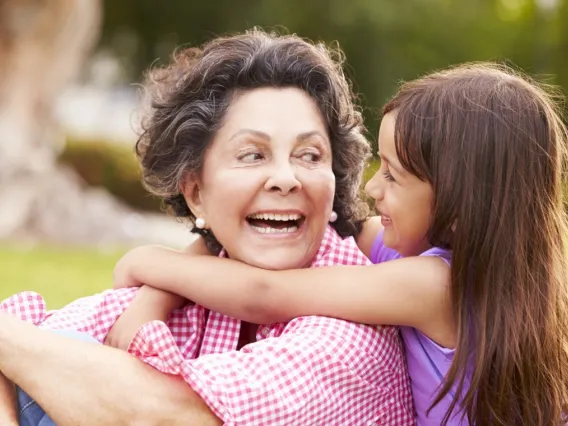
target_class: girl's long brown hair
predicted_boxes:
[384,63,568,425]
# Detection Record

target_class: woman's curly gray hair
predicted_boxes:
[136,29,371,254]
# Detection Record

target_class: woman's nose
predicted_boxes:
[264,161,302,195]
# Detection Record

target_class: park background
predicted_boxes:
[1,0,566,307]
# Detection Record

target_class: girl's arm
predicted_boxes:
[120,245,455,348]
[108,215,382,346]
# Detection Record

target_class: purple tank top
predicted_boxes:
[371,233,469,425]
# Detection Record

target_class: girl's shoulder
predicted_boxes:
[370,230,451,266]
[420,246,451,266]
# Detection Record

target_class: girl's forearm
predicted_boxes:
[130,246,453,344]
[130,247,281,324]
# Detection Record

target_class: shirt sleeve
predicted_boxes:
[1,289,140,342]
[178,317,415,426]
[0,291,47,324]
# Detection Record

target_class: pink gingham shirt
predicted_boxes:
[1,226,415,425]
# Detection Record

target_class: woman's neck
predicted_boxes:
[237,321,259,349]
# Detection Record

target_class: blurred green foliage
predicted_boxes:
[100,0,568,146]
[0,245,125,308]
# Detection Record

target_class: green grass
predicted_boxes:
[0,245,127,309]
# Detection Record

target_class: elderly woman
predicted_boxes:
[0,30,414,425]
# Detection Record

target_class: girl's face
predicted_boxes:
[183,87,335,270]
[365,112,434,257]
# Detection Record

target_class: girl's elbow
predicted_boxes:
[242,307,275,324]
[247,277,287,323]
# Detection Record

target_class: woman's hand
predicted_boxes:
[107,240,209,350]
[105,285,186,350]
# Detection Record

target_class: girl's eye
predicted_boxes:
[383,171,396,182]
[239,152,264,163]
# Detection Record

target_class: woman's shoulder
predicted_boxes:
[313,225,372,267]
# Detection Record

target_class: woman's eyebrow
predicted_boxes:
[229,129,329,146]
[297,130,329,144]
[229,129,270,141]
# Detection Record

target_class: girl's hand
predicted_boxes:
[113,238,211,291]
[104,286,186,350]
[112,245,157,290]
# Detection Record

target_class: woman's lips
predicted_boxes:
[380,214,392,226]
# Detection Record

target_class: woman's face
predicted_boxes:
[184,87,335,270]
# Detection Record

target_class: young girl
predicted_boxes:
[109,63,568,425]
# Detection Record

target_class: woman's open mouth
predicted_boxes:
[246,212,306,234]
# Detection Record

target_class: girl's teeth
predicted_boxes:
[251,226,299,234]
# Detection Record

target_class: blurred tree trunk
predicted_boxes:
[0,0,101,172]
[0,0,123,243]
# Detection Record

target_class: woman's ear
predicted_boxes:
[180,173,205,219]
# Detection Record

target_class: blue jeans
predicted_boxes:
[17,330,99,426]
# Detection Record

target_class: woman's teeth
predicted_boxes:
[247,213,302,221]
[251,225,299,234]
[246,212,303,234]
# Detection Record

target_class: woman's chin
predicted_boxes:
[237,247,314,270]
[221,221,323,269]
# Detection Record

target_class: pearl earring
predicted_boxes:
[329,211,338,223]
[195,217,206,229]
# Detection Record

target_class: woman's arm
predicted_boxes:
[0,312,221,426]
[0,372,17,425]
[119,245,455,348]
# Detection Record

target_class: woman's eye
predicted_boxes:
[383,171,396,182]
[239,152,264,163]
[299,152,321,162]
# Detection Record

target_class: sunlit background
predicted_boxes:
[1,0,566,307]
